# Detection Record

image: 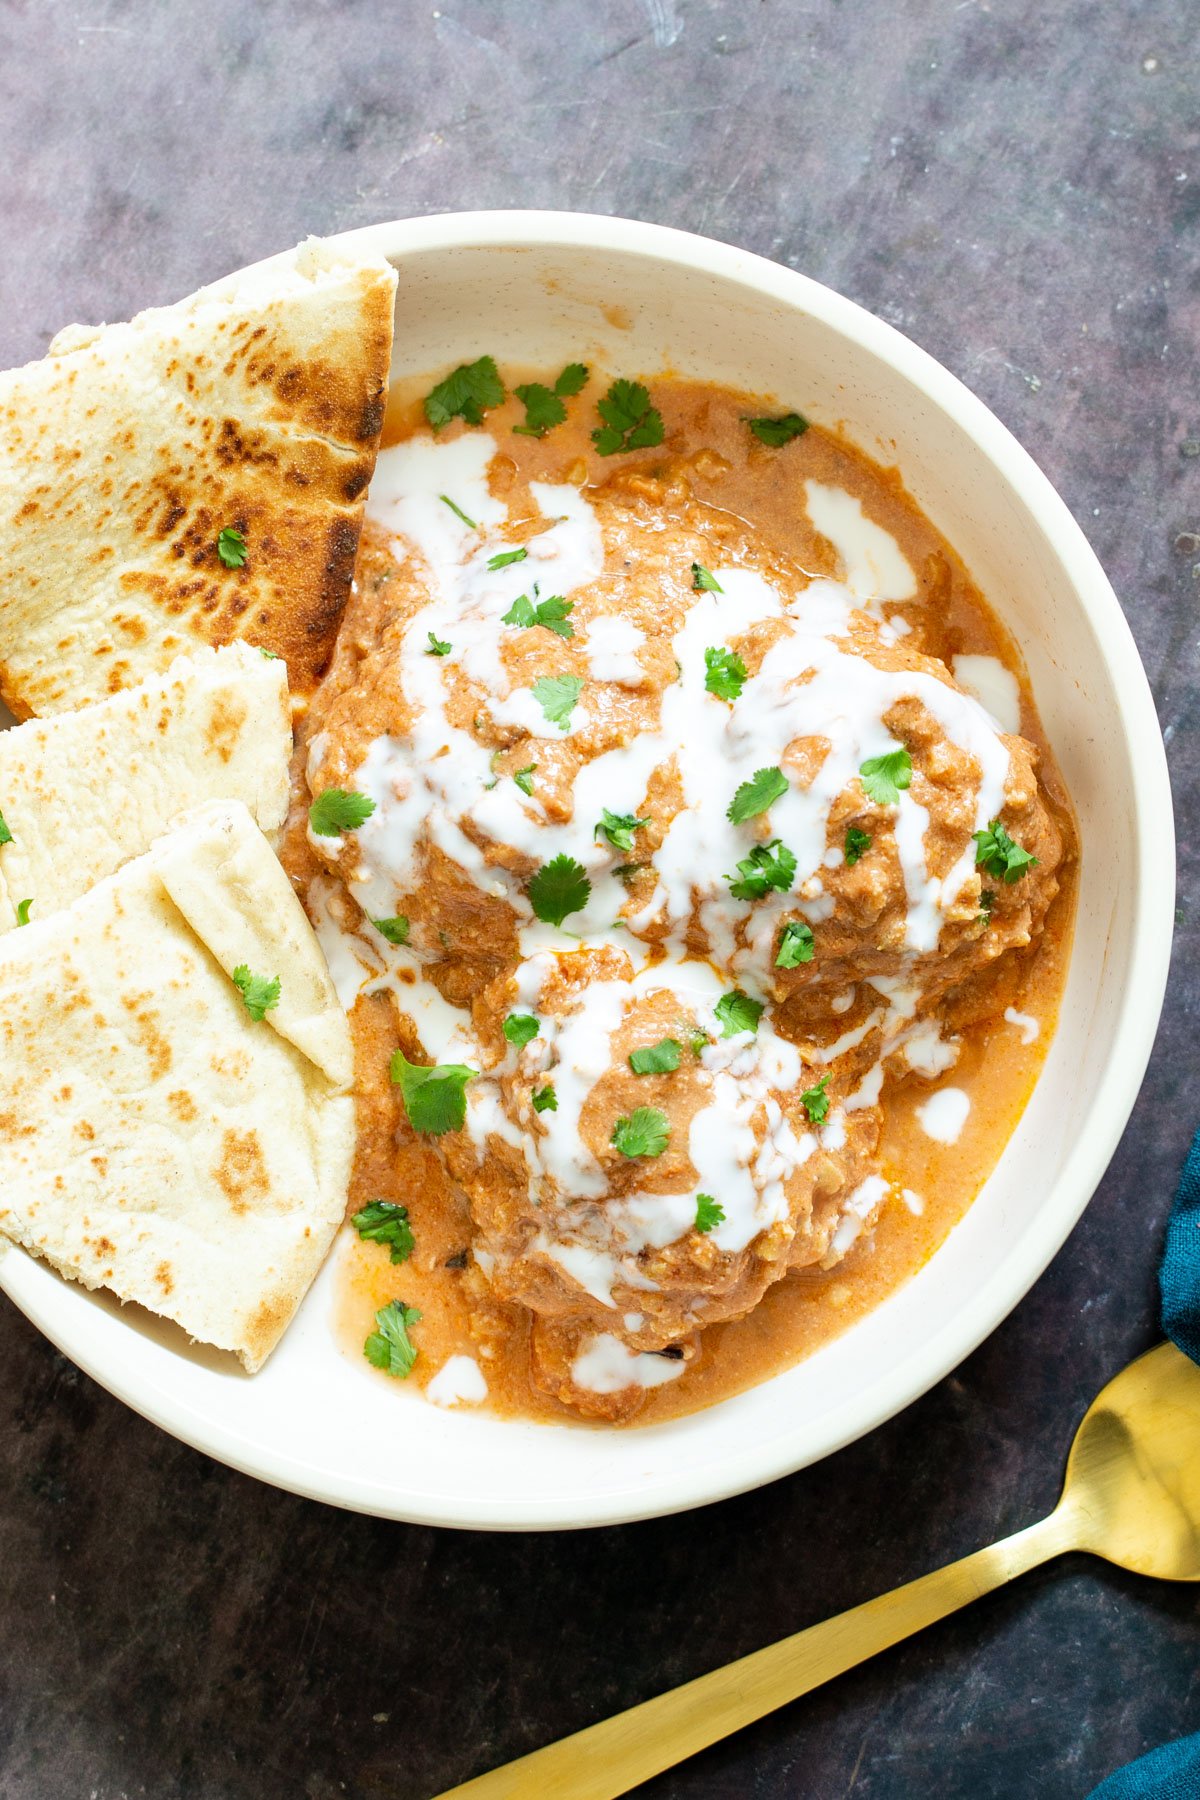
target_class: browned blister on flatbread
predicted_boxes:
[0,238,397,717]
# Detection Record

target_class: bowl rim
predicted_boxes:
[0,209,1176,1530]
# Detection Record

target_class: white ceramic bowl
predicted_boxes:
[0,212,1174,1530]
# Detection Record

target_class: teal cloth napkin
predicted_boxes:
[1086,1125,1200,1797]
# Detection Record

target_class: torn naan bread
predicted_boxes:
[0,642,291,933]
[0,238,397,718]
[0,799,354,1371]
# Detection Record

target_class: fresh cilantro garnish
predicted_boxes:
[364,1300,422,1378]
[217,526,247,568]
[776,920,815,967]
[591,379,665,456]
[232,965,280,1022]
[727,766,789,824]
[692,563,723,593]
[352,1200,415,1264]
[595,808,649,853]
[974,819,1038,882]
[629,1038,681,1076]
[714,989,764,1037]
[0,810,11,847]
[688,1027,709,1058]
[426,631,452,656]
[514,764,537,796]
[844,826,872,866]
[258,647,282,660]
[513,364,590,437]
[533,1085,558,1113]
[745,412,809,447]
[532,674,583,730]
[527,853,591,927]
[502,593,575,638]
[704,646,748,703]
[488,547,528,570]
[390,1051,475,1135]
[800,1074,830,1125]
[978,887,996,922]
[503,1012,540,1049]
[308,788,376,837]
[611,1106,671,1158]
[695,1194,725,1233]
[727,839,796,901]
[859,747,912,806]
[15,898,32,927]
[439,494,478,530]
[425,356,505,430]
[372,916,409,945]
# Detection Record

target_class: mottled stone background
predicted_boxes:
[1,2,1197,1796]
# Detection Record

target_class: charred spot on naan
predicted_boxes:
[214,1126,272,1216]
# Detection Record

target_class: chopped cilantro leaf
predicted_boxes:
[727,839,796,901]
[425,356,504,430]
[232,965,280,1022]
[611,1106,671,1158]
[714,989,764,1037]
[308,787,376,837]
[352,1200,414,1264]
[728,765,789,824]
[15,898,32,927]
[978,887,996,922]
[532,674,583,730]
[704,646,748,703]
[372,916,409,946]
[258,646,281,660]
[488,546,528,570]
[504,592,574,638]
[776,920,815,968]
[439,494,478,529]
[390,1050,475,1135]
[860,746,912,806]
[844,826,872,866]
[502,594,535,627]
[514,764,537,796]
[629,1038,681,1076]
[692,562,723,593]
[745,411,809,447]
[695,1194,725,1233]
[513,382,567,437]
[0,810,11,847]
[800,1074,830,1125]
[592,379,665,456]
[596,808,649,853]
[528,853,591,927]
[216,526,247,568]
[503,1012,540,1049]
[554,362,589,398]
[426,631,452,656]
[974,819,1038,883]
[532,1085,558,1113]
[364,1300,422,1378]
[688,1027,709,1058]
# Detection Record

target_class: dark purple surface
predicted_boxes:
[1,2,1198,1796]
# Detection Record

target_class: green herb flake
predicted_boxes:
[232,965,280,1022]
[352,1200,415,1264]
[714,989,764,1038]
[844,826,872,866]
[439,493,478,530]
[425,356,505,430]
[611,1106,671,1158]
[691,562,723,593]
[503,1012,540,1049]
[216,526,247,568]
[0,810,12,847]
[745,411,809,447]
[978,887,996,923]
[258,647,282,661]
[531,674,584,730]
[426,631,452,656]
[15,898,32,927]
[596,808,649,853]
[487,546,528,571]
[514,764,537,796]
[695,1193,725,1233]
[973,819,1039,884]
[704,646,748,703]
[776,920,815,968]
[591,379,665,456]
[532,1084,558,1113]
[364,1300,422,1379]
[308,787,376,837]
[727,765,789,824]
[512,364,589,437]
[628,1037,682,1076]
[372,916,409,946]
[390,1050,475,1136]
[528,853,591,927]
[859,747,912,807]
[727,839,796,901]
[800,1074,830,1125]
[503,592,574,638]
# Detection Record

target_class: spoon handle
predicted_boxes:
[429,1507,1077,1800]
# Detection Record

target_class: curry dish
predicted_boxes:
[281,369,1077,1426]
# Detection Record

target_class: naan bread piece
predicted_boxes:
[0,642,291,933]
[0,799,354,1371]
[0,238,397,718]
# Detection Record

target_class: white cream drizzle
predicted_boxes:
[915,1086,971,1145]
[571,1333,688,1394]
[804,480,918,602]
[1004,1006,1040,1045]
[425,1354,488,1408]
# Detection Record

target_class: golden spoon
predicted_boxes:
[430,1341,1200,1800]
